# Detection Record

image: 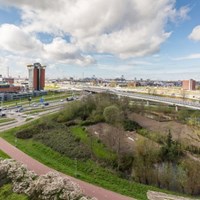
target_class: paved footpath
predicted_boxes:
[0,137,135,200]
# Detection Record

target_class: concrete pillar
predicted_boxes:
[146,100,149,106]
[175,105,178,112]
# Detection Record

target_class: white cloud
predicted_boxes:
[43,37,95,65]
[0,24,43,54]
[0,0,189,59]
[189,25,200,41]
[0,24,94,66]
[173,53,200,60]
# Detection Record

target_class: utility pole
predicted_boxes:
[7,66,9,77]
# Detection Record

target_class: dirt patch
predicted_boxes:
[130,113,200,147]
[147,191,193,200]
[87,123,145,154]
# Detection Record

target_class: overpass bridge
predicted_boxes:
[82,87,200,111]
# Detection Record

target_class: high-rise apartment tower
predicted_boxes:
[27,63,46,91]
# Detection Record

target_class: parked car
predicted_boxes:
[31,103,38,107]
[16,107,24,112]
[0,112,6,117]
[0,107,7,111]
[66,97,74,101]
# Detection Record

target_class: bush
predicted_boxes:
[64,120,79,126]
[16,128,35,139]
[160,130,183,162]
[0,159,95,200]
[123,120,141,131]
[33,128,91,160]
[16,119,59,139]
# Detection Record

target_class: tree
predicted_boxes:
[103,105,122,126]
[103,105,124,170]
[133,138,159,185]
[160,130,183,162]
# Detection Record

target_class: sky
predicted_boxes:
[0,0,200,81]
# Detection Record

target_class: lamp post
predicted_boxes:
[15,133,18,147]
[75,158,77,177]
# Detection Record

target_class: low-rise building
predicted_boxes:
[182,79,196,90]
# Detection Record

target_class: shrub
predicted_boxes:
[33,128,91,160]
[16,128,35,139]
[123,120,141,131]
[0,158,96,200]
[160,130,183,162]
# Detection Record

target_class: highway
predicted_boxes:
[0,100,65,132]
[82,86,200,110]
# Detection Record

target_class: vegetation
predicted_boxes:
[70,126,117,162]
[0,118,15,124]
[1,128,162,200]
[0,184,28,200]
[123,119,141,131]
[1,93,200,198]
[0,150,10,159]
[160,130,183,162]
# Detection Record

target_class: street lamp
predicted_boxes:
[15,133,18,147]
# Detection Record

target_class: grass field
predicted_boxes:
[0,184,28,200]
[71,126,116,161]
[0,118,15,124]
[0,150,10,159]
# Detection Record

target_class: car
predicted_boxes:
[16,107,24,112]
[15,105,22,108]
[31,103,38,107]
[0,112,6,117]
[66,97,74,101]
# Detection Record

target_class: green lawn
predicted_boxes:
[70,126,116,161]
[0,150,10,159]
[2,91,76,107]
[23,104,62,115]
[0,184,28,200]
[0,118,15,124]
[1,124,195,200]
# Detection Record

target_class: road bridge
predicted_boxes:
[83,87,200,110]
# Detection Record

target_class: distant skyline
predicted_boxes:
[0,0,200,80]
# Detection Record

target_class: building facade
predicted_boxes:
[0,74,20,93]
[27,63,46,91]
[182,79,196,90]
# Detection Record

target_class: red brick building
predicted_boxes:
[182,79,196,90]
[27,63,46,91]
[0,86,21,93]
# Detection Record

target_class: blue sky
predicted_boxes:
[0,0,200,80]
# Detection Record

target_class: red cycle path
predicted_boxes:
[0,138,135,200]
